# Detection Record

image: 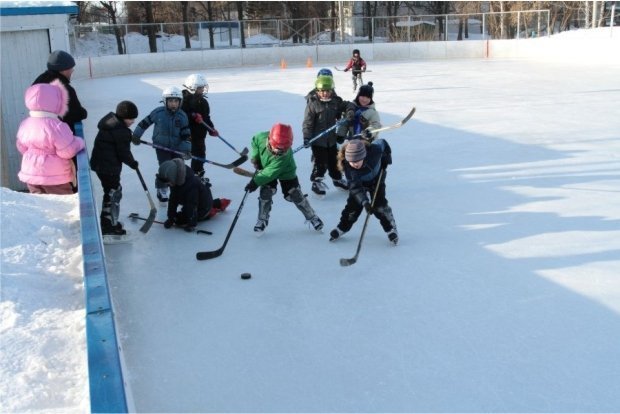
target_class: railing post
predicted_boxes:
[517,11,520,39]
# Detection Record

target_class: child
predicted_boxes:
[302,75,354,197]
[182,73,218,179]
[345,81,382,141]
[244,123,324,235]
[343,49,367,92]
[329,139,398,245]
[157,158,231,231]
[16,80,85,195]
[131,86,191,203]
[90,101,140,236]
[304,68,335,102]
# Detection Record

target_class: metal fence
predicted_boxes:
[71,8,616,57]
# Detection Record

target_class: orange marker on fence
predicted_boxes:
[280,58,287,69]
[306,57,313,67]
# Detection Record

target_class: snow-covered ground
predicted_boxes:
[2,31,620,412]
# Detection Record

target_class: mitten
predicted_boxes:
[208,128,219,137]
[362,129,373,140]
[345,110,355,121]
[129,160,139,170]
[192,113,204,124]
[344,68,349,72]
[131,135,141,145]
[164,218,175,229]
[245,179,258,193]
[303,137,310,148]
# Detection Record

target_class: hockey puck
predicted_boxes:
[241,272,252,280]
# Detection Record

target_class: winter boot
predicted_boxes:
[311,178,327,197]
[332,178,348,190]
[387,228,399,246]
[329,227,346,242]
[254,219,268,234]
[254,186,273,235]
[216,198,231,212]
[157,187,169,203]
[308,215,324,231]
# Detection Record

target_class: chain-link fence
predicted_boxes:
[71,8,617,57]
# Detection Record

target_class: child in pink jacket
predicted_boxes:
[16,79,85,194]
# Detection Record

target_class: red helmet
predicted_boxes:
[268,123,293,152]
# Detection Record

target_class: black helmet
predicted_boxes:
[352,49,360,56]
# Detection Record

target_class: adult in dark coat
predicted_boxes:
[33,50,88,193]
[90,101,139,235]
[33,50,87,134]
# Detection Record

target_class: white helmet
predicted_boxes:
[184,74,208,93]
[162,86,183,101]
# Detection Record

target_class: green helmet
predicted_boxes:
[315,75,334,91]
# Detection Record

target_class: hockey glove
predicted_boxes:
[164,218,175,229]
[131,135,141,145]
[192,113,204,124]
[129,160,139,170]
[245,179,259,193]
[362,129,373,140]
[208,128,219,137]
[303,137,311,148]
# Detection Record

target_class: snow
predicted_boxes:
[2,29,620,412]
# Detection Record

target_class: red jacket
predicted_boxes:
[344,57,367,72]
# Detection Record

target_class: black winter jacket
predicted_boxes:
[302,94,352,148]
[168,165,213,226]
[182,90,214,140]
[90,113,137,175]
[33,70,87,134]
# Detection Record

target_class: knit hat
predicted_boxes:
[345,139,367,162]
[47,50,76,72]
[357,81,374,99]
[115,100,139,120]
[158,159,186,186]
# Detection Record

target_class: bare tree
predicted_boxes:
[99,1,124,54]
[181,1,191,48]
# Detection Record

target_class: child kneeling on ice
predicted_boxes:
[157,158,230,231]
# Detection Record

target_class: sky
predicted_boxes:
[1,28,620,412]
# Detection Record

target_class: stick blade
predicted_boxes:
[339,257,357,267]
[196,248,224,260]
[240,147,249,156]
[139,208,157,233]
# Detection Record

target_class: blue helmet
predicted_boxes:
[317,68,333,78]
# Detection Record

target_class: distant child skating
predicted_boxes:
[132,86,191,203]
[343,49,367,92]
[90,101,140,236]
[244,123,324,235]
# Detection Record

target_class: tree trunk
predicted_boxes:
[207,1,215,49]
[237,2,246,49]
[181,1,191,49]
[143,1,157,53]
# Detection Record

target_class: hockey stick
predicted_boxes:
[196,187,251,260]
[292,119,348,154]
[232,166,255,177]
[135,167,157,233]
[200,121,249,157]
[333,66,372,72]
[340,168,385,267]
[128,213,212,235]
[139,140,247,169]
[352,106,416,139]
